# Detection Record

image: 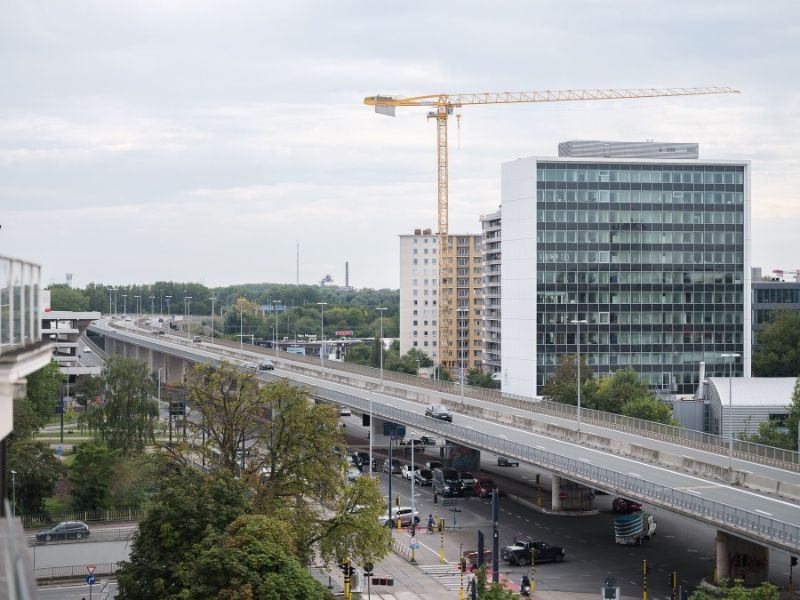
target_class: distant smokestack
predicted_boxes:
[345,262,349,288]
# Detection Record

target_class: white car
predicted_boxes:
[401,465,418,480]
[83,347,92,354]
[338,405,351,417]
[378,506,420,527]
[347,466,361,482]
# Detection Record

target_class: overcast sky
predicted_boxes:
[2,1,798,289]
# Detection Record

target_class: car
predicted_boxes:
[379,506,420,528]
[258,360,275,371]
[425,461,443,471]
[420,436,438,446]
[432,467,464,497]
[425,404,453,422]
[497,456,519,467]
[459,472,476,490]
[346,466,361,482]
[338,405,351,417]
[35,521,91,543]
[192,335,202,343]
[399,438,425,447]
[355,452,371,467]
[502,540,566,565]
[83,347,92,354]
[473,477,497,498]
[401,464,418,480]
[612,497,643,514]
[414,468,433,486]
[157,330,165,335]
[382,459,402,474]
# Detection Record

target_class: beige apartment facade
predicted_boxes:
[399,228,483,376]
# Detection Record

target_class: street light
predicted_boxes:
[570,319,588,433]
[317,302,328,370]
[238,299,245,357]
[210,296,217,345]
[10,470,16,518]
[165,295,172,317]
[273,300,282,358]
[185,296,193,338]
[134,295,141,317]
[107,287,116,316]
[149,295,156,318]
[376,307,387,387]
[121,294,127,316]
[721,353,741,472]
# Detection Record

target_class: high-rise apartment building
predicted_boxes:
[500,150,751,397]
[399,229,483,374]
[481,210,502,377]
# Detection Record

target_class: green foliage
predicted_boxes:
[116,468,252,600]
[468,369,497,389]
[74,374,104,407]
[25,361,62,426]
[436,366,454,382]
[83,357,158,453]
[181,515,333,600]
[107,453,160,509]
[594,367,653,413]
[541,354,596,407]
[69,442,120,511]
[344,343,372,366]
[370,336,382,368]
[6,440,63,515]
[620,396,676,425]
[689,579,779,600]
[10,399,41,442]
[48,284,90,311]
[742,420,795,450]
[474,565,519,600]
[753,309,800,377]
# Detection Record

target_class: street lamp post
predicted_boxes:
[165,295,172,317]
[149,296,156,318]
[107,287,116,316]
[134,295,141,317]
[239,299,245,357]
[570,319,588,433]
[210,297,217,345]
[11,470,16,518]
[317,302,328,370]
[721,353,741,472]
[376,307,387,387]
[185,296,193,338]
[122,294,127,316]
[273,300,282,358]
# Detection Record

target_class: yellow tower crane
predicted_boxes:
[364,86,739,373]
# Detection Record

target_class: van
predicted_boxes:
[432,467,464,497]
[192,335,201,343]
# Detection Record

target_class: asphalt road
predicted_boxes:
[38,579,117,599]
[29,540,131,570]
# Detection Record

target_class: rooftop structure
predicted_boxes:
[558,140,699,159]
[706,377,797,437]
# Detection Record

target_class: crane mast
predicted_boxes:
[365,85,740,375]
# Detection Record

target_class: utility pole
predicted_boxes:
[210,297,217,344]
[491,489,499,583]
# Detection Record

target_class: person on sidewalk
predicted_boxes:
[427,514,435,534]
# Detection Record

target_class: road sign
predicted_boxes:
[87,564,96,575]
[86,575,96,585]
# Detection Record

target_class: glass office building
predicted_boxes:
[500,155,751,397]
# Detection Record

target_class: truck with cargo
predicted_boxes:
[613,512,656,545]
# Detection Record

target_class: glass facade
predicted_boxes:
[752,281,800,347]
[535,161,747,394]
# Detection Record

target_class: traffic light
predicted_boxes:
[792,556,798,567]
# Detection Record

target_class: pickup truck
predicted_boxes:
[497,456,519,467]
[502,540,566,565]
[613,512,656,545]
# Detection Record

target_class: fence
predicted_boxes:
[22,508,147,530]
[35,562,121,580]
[0,254,41,355]
[309,379,800,553]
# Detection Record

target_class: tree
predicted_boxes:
[742,420,794,450]
[48,284,90,311]
[541,355,596,407]
[753,309,800,377]
[344,343,372,366]
[689,579,779,600]
[84,357,158,453]
[181,515,333,600]
[370,336,382,368]
[594,367,653,414]
[468,369,497,389]
[6,440,63,515]
[473,565,519,600]
[620,397,677,425]
[185,362,266,474]
[116,467,252,600]
[74,374,104,407]
[25,361,62,426]
[69,442,120,511]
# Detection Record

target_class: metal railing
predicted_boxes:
[22,508,147,530]
[308,381,800,552]
[0,255,41,355]
[104,321,800,470]
[35,562,121,580]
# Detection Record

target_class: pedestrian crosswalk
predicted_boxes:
[419,564,465,591]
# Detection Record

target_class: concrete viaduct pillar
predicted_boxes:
[551,475,562,511]
[715,531,769,586]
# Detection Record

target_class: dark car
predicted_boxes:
[36,521,90,543]
[612,497,642,514]
[425,461,443,471]
[414,468,433,486]
[425,404,453,422]
[502,540,566,565]
[258,360,275,371]
[382,458,402,474]
[473,477,497,498]
[355,452,371,467]
[420,436,438,446]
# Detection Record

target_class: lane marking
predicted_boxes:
[755,509,773,516]
[628,472,642,478]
